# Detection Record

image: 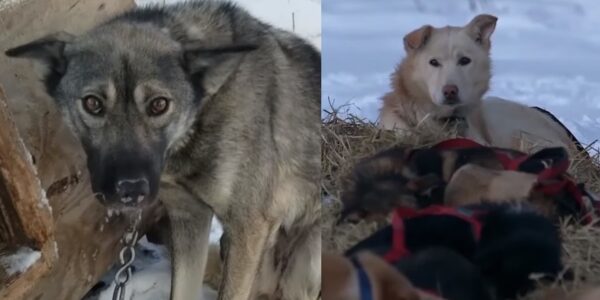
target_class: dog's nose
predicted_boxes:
[443,85,459,102]
[116,178,149,204]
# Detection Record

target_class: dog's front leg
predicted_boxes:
[218,219,274,300]
[160,183,213,300]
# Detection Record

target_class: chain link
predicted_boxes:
[112,212,142,300]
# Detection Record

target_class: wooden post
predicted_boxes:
[0,85,56,300]
[0,1,166,299]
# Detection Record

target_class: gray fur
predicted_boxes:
[6,1,321,299]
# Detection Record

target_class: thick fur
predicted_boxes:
[475,206,563,299]
[549,287,600,300]
[345,214,478,260]
[322,252,436,300]
[6,2,320,300]
[339,143,586,222]
[339,146,444,222]
[395,248,494,300]
[444,164,538,207]
[344,204,563,299]
[379,14,496,132]
[379,14,581,153]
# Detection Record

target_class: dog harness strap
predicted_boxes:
[349,256,374,300]
[432,138,597,224]
[422,205,484,240]
[384,211,410,263]
[534,159,570,181]
[433,137,483,150]
[495,153,527,170]
[385,205,485,263]
[564,180,592,224]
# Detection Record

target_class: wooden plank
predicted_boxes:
[0,85,55,300]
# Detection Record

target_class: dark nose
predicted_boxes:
[443,84,459,103]
[116,178,149,204]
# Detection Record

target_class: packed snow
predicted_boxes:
[88,1,320,299]
[0,247,41,276]
[323,0,600,145]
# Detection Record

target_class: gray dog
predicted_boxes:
[6,1,321,299]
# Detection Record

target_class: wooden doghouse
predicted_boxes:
[0,1,164,299]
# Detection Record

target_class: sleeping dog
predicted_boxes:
[345,203,563,299]
[395,247,494,300]
[340,139,599,224]
[322,252,441,300]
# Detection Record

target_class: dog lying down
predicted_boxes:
[378,14,584,155]
[344,203,563,299]
[322,251,444,300]
[340,138,600,225]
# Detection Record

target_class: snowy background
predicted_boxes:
[322,0,600,145]
[85,1,320,299]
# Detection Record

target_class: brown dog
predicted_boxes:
[340,140,597,224]
[322,252,441,300]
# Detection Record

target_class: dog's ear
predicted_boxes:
[182,42,258,95]
[465,14,498,50]
[5,32,75,77]
[403,25,433,53]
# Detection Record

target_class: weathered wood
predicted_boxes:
[0,1,166,299]
[0,85,56,300]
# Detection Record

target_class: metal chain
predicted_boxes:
[112,212,142,300]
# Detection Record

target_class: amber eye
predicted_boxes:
[458,57,471,66]
[148,97,169,116]
[429,59,440,67]
[82,95,104,116]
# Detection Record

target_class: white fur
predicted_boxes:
[380,15,579,153]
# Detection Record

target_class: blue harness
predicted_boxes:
[349,256,373,300]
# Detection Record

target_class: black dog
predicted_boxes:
[475,206,563,299]
[345,210,478,260]
[345,203,563,299]
[395,247,494,300]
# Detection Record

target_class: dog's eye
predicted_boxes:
[458,57,471,66]
[148,97,170,116]
[82,96,104,116]
[429,59,440,67]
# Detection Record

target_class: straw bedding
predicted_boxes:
[321,106,600,299]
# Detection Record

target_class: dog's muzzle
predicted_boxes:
[116,178,150,204]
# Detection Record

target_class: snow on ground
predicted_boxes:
[323,0,600,145]
[89,1,320,299]
[0,247,41,276]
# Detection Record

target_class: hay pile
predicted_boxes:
[321,109,600,299]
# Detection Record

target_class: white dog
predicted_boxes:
[379,14,581,153]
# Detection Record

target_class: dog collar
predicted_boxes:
[349,256,374,300]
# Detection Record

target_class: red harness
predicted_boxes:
[432,138,569,177]
[433,138,598,224]
[383,138,599,263]
[383,205,484,263]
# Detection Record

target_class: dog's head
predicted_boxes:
[339,146,444,223]
[5,21,256,208]
[402,14,497,108]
